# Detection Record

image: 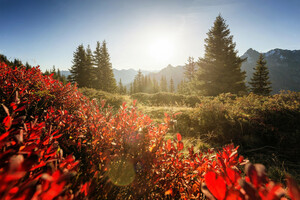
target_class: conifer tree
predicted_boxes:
[145,75,153,93]
[195,15,246,96]
[93,41,102,90]
[177,80,190,94]
[96,41,117,92]
[160,76,168,92]
[184,57,197,81]
[136,69,143,93]
[153,78,159,93]
[69,44,87,87]
[85,45,95,88]
[118,79,126,94]
[130,83,133,95]
[169,77,175,93]
[249,54,272,95]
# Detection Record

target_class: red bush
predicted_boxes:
[1,63,299,199]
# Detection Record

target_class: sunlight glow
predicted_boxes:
[147,36,175,62]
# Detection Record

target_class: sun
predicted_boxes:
[147,37,175,62]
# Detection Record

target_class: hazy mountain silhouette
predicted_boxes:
[241,48,300,93]
[61,48,300,93]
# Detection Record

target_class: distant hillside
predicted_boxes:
[61,48,300,93]
[241,48,300,93]
[61,69,151,86]
[60,70,71,78]
[113,69,150,85]
[147,64,185,89]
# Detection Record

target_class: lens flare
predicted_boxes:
[107,157,136,186]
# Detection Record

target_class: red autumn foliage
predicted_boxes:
[0,62,299,199]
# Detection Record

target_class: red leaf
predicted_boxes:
[10,102,17,110]
[133,99,137,106]
[3,116,12,130]
[177,141,184,151]
[265,184,285,200]
[205,171,227,200]
[4,172,26,181]
[245,163,259,188]
[15,105,27,112]
[81,182,89,196]
[0,131,9,141]
[225,189,243,200]
[167,139,172,151]
[226,167,240,185]
[165,188,172,195]
[287,175,300,200]
[176,133,182,142]
[30,162,47,171]
[173,112,182,117]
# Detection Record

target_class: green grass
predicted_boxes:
[81,89,300,183]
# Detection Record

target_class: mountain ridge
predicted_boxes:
[60,48,300,93]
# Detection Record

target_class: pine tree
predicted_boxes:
[69,44,87,87]
[195,15,246,96]
[94,41,117,92]
[177,80,189,94]
[118,79,124,94]
[169,77,175,93]
[152,78,159,93]
[85,45,95,88]
[184,57,197,81]
[136,69,143,93]
[145,75,153,93]
[130,83,133,95]
[249,54,272,95]
[93,41,103,90]
[160,76,168,92]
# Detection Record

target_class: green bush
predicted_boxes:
[170,91,300,181]
[79,87,125,109]
[131,92,202,106]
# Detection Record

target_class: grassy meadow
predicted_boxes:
[81,88,300,183]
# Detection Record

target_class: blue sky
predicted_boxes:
[0,0,299,71]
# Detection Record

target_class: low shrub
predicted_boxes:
[1,63,299,199]
[131,92,202,107]
[79,87,126,109]
[170,92,300,183]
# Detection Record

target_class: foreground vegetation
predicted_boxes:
[131,92,300,183]
[2,64,300,199]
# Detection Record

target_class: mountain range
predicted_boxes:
[61,48,300,93]
[241,48,300,93]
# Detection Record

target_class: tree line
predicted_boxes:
[129,70,175,94]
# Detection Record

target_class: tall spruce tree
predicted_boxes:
[249,54,272,95]
[97,41,117,92]
[184,57,197,81]
[118,79,126,94]
[169,77,175,93]
[136,69,143,93]
[93,41,103,90]
[153,78,159,93]
[195,15,246,96]
[160,76,168,92]
[85,45,95,88]
[69,44,88,87]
